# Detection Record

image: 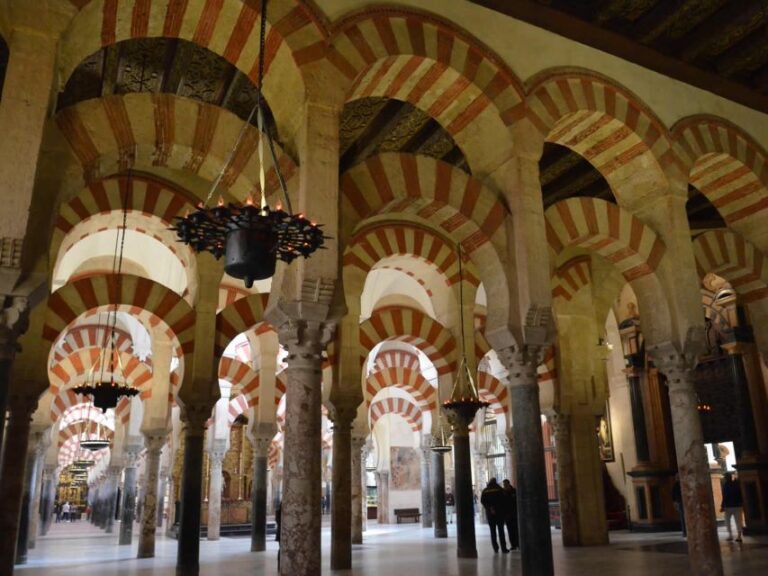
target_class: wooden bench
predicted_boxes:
[394,508,421,524]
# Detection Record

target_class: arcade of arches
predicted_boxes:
[0,1,767,576]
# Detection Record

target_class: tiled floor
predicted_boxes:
[15,520,768,575]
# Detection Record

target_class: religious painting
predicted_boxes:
[597,403,615,462]
[389,447,421,490]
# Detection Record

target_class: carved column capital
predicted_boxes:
[0,296,29,361]
[648,341,696,391]
[179,403,212,435]
[496,345,544,387]
[143,431,167,455]
[252,436,272,459]
[209,438,228,467]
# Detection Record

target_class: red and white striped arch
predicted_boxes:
[477,371,508,415]
[374,349,420,372]
[369,397,423,433]
[527,71,676,202]
[365,366,437,411]
[268,440,281,470]
[51,325,133,365]
[326,9,523,174]
[58,436,110,469]
[226,394,252,427]
[274,373,287,408]
[215,295,271,357]
[59,0,325,141]
[538,347,557,386]
[43,274,195,357]
[360,307,457,376]
[552,256,592,302]
[58,419,115,449]
[673,116,768,229]
[48,347,153,397]
[56,94,297,197]
[218,357,261,404]
[693,230,768,303]
[545,198,666,282]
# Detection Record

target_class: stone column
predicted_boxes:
[139,432,165,558]
[250,437,270,552]
[40,465,56,536]
[206,440,227,541]
[420,442,433,528]
[375,471,390,524]
[276,320,328,576]
[157,469,168,528]
[0,394,36,575]
[551,414,578,545]
[26,433,47,551]
[16,430,42,564]
[351,435,366,543]
[446,406,481,558]
[627,372,652,463]
[177,408,207,575]
[499,347,554,576]
[653,349,722,576]
[432,450,448,538]
[503,431,516,483]
[104,466,121,534]
[119,445,141,545]
[330,406,355,570]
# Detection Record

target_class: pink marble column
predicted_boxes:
[206,441,227,541]
[138,433,165,558]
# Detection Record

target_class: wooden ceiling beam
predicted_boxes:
[679,2,768,63]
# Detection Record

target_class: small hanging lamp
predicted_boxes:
[172,0,327,287]
[78,403,111,451]
[430,417,453,453]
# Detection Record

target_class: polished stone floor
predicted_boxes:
[15,520,768,575]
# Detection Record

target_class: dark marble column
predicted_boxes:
[551,413,579,546]
[330,408,355,570]
[119,446,141,545]
[40,465,56,536]
[250,438,270,552]
[139,433,165,558]
[432,450,448,538]
[0,394,36,576]
[351,435,366,544]
[176,411,207,576]
[446,410,480,558]
[0,298,29,455]
[654,350,723,576]
[501,347,554,576]
[104,466,121,534]
[420,443,433,528]
[16,431,43,564]
[277,320,327,576]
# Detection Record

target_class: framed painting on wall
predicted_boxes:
[597,403,615,462]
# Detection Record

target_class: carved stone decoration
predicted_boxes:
[0,296,30,360]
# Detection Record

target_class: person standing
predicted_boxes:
[480,478,508,553]
[445,490,455,524]
[62,501,71,523]
[502,479,519,550]
[721,473,743,542]
[672,475,686,537]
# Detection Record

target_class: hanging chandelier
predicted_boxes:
[430,418,453,453]
[172,0,327,288]
[78,403,112,451]
[74,173,138,411]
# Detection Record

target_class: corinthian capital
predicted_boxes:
[0,296,29,360]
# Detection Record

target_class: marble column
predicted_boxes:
[330,408,355,570]
[503,431,516,483]
[16,432,42,564]
[446,407,481,559]
[375,471,390,524]
[653,350,722,576]
[206,440,227,541]
[277,321,327,576]
[26,434,46,551]
[250,438,270,551]
[177,410,207,576]
[104,466,121,534]
[627,372,652,463]
[551,413,578,546]
[432,450,448,538]
[0,395,36,575]
[40,466,56,536]
[420,444,433,528]
[351,435,366,544]
[139,433,165,558]
[501,347,554,576]
[119,446,141,545]
[157,469,168,528]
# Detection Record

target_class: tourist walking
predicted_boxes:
[480,478,508,553]
[502,479,519,550]
[721,473,743,542]
[62,501,71,522]
[445,490,455,524]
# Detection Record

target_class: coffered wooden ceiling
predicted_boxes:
[472,0,768,113]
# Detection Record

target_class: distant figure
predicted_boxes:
[62,501,71,523]
[721,473,743,542]
[672,475,685,537]
[502,479,518,550]
[54,502,61,523]
[445,490,455,524]
[480,478,508,554]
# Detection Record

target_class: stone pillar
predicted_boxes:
[445,406,481,558]
[40,465,56,536]
[104,466,121,534]
[250,437,270,551]
[503,431,516,483]
[351,435,366,544]
[499,347,554,576]
[177,408,207,575]
[157,469,168,528]
[16,431,42,564]
[432,450,448,538]
[119,445,141,545]
[653,349,722,576]
[330,407,355,570]
[375,471,390,524]
[420,442,433,528]
[627,372,652,463]
[26,434,47,551]
[139,433,165,558]
[206,440,227,541]
[0,395,36,575]
[551,413,578,546]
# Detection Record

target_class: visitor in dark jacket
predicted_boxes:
[502,479,518,550]
[481,478,508,553]
[721,473,743,542]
